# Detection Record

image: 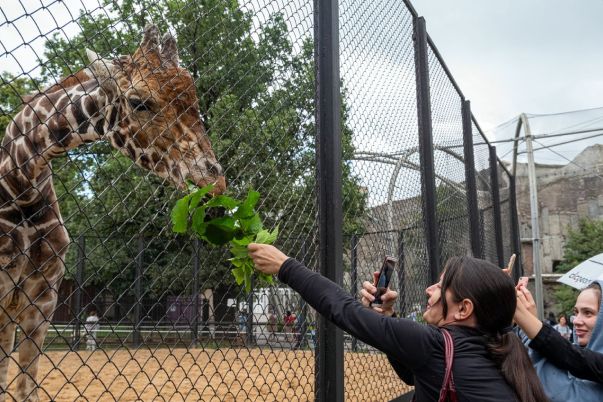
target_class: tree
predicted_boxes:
[554,218,603,314]
[39,0,367,297]
[0,72,39,140]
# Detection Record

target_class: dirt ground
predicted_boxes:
[5,348,411,401]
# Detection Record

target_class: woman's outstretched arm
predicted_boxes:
[248,243,436,370]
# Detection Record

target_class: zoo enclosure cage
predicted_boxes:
[0,0,520,400]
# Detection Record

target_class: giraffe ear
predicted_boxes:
[160,33,179,67]
[86,49,118,92]
[141,24,161,52]
[86,49,117,76]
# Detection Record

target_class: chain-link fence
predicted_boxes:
[0,0,520,400]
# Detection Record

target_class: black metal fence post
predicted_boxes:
[489,147,505,267]
[350,235,358,352]
[315,0,344,399]
[414,16,440,283]
[133,235,144,347]
[462,102,483,258]
[192,239,201,347]
[299,239,309,350]
[509,174,523,280]
[246,274,255,346]
[71,235,85,350]
[397,230,406,316]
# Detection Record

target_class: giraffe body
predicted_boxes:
[0,25,225,401]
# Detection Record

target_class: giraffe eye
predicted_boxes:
[129,98,153,112]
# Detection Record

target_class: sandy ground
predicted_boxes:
[4,348,411,401]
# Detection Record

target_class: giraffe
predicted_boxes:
[0,25,226,401]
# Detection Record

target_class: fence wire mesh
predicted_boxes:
[0,0,519,400]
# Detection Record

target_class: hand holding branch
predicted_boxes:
[248,243,289,275]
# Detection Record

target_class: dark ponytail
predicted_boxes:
[441,257,548,402]
[487,332,549,402]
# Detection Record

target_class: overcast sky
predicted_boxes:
[4,0,602,133]
[412,0,603,132]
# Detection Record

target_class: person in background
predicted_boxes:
[267,308,277,341]
[547,311,558,326]
[84,309,100,351]
[249,243,548,402]
[293,311,307,350]
[554,314,572,341]
[283,310,295,342]
[514,281,603,400]
[237,309,248,344]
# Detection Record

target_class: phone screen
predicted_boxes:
[373,256,397,304]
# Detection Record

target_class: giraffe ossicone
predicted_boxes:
[0,24,225,401]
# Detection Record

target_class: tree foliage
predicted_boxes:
[554,218,603,314]
[0,72,39,139]
[33,0,367,297]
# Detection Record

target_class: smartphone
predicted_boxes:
[518,276,529,287]
[372,256,398,305]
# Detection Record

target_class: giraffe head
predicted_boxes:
[86,25,226,194]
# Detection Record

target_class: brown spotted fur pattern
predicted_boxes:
[0,25,225,401]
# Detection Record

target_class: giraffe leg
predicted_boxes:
[0,316,16,402]
[14,293,56,402]
[14,308,51,402]
[0,254,22,402]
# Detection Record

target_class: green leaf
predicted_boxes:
[205,216,237,245]
[230,244,249,259]
[244,269,253,293]
[205,195,239,210]
[171,195,191,233]
[191,206,208,236]
[239,214,263,234]
[255,226,279,244]
[229,257,247,268]
[232,267,245,285]
[231,235,255,246]
[188,184,215,211]
[234,189,260,220]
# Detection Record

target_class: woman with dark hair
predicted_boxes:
[514,281,603,399]
[248,244,548,402]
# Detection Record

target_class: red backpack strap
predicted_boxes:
[438,328,458,402]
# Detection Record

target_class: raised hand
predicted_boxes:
[360,271,398,317]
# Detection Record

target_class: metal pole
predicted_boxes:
[192,239,201,347]
[246,274,255,346]
[300,240,309,350]
[509,174,523,281]
[350,235,358,352]
[462,101,483,258]
[133,235,144,347]
[314,0,344,399]
[397,231,406,316]
[489,146,505,267]
[414,16,440,283]
[479,208,486,258]
[522,113,544,320]
[71,235,85,350]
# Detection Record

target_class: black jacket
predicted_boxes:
[278,258,518,401]
[530,322,603,384]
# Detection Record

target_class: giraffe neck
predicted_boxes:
[0,71,117,207]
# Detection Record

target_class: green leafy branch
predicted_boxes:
[171,184,278,292]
